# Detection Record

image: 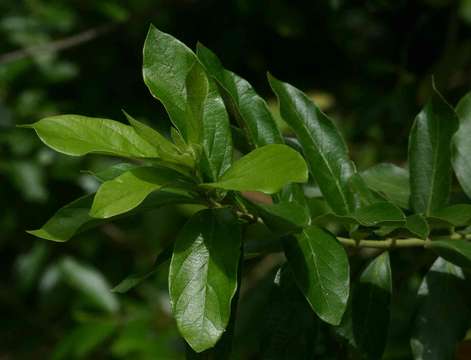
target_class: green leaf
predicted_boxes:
[111,245,173,293]
[251,201,310,235]
[28,189,197,242]
[406,214,430,239]
[283,225,350,325]
[428,240,471,268]
[142,25,198,138]
[185,61,233,181]
[89,163,139,182]
[196,43,283,147]
[361,163,410,209]
[59,257,119,313]
[123,111,194,167]
[348,173,386,208]
[408,86,459,215]
[169,208,241,352]
[429,204,471,227]
[453,92,471,200]
[268,74,355,215]
[352,201,405,227]
[204,144,308,194]
[90,166,192,218]
[411,257,470,360]
[352,252,392,360]
[22,115,159,158]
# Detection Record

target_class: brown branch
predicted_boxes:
[0,24,116,66]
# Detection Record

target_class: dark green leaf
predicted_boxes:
[408,86,459,215]
[452,92,471,200]
[90,163,139,182]
[428,239,471,268]
[22,115,159,158]
[90,166,192,218]
[169,208,241,352]
[406,214,430,239]
[411,257,470,360]
[352,252,392,359]
[283,225,350,325]
[353,202,405,227]
[429,204,471,227]
[252,201,310,235]
[361,163,410,209]
[268,74,355,215]
[196,43,283,147]
[204,144,307,194]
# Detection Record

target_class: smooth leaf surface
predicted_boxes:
[252,201,310,235]
[411,257,470,360]
[196,43,283,147]
[429,204,471,227]
[361,163,410,209]
[353,201,405,227]
[169,208,241,352]
[204,144,308,194]
[352,252,392,360]
[283,225,350,325]
[452,92,471,199]
[90,166,191,218]
[408,87,459,215]
[59,257,119,313]
[428,240,471,268]
[268,74,355,215]
[23,115,159,158]
[406,214,430,239]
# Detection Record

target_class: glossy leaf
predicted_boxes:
[204,144,308,194]
[169,208,241,352]
[268,74,355,215]
[352,252,392,359]
[428,240,471,268]
[283,225,350,325]
[408,86,459,215]
[196,43,283,147]
[90,166,191,218]
[361,163,410,209]
[90,163,139,182]
[252,201,310,235]
[411,257,470,360]
[59,257,119,313]
[123,111,194,167]
[22,115,159,158]
[452,92,471,199]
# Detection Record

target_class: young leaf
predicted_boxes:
[196,43,283,147]
[352,252,392,360]
[408,86,459,215]
[204,144,308,194]
[169,208,241,352]
[268,74,356,215]
[22,115,159,158]
[59,257,120,313]
[90,166,191,219]
[283,225,350,325]
[361,163,410,209]
[123,111,194,167]
[411,257,470,360]
[452,92,471,200]
[428,240,471,268]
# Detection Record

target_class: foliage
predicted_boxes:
[22,25,471,359]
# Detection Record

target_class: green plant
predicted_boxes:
[23,25,471,359]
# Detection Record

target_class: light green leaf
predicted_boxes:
[169,208,241,352]
[204,144,308,194]
[283,225,350,325]
[196,43,283,147]
[90,166,192,219]
[22,115,159,158]
[90,163,140,182]
[361,163,410,209]
[411,257,470,360]
[428,239,471,268]
[408,86,459,215]
[352,252,392,360]
[123,111,194,167]
[453,92,471,200]
[268,74,355,215]
[252,201,310,235]
[59,257,119,313]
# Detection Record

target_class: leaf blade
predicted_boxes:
[452,92,471,199]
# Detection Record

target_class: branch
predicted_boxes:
[0,24,116,66]
[337,237,428,249]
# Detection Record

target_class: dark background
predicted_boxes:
[1,0,470,358]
